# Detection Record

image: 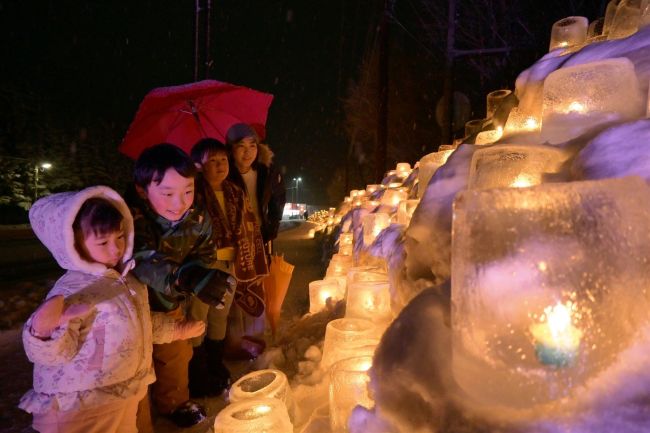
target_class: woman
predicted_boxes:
[225,123,286,357]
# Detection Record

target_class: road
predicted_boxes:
[0,219,325,433]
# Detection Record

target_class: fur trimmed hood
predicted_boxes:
[257,143,275,167]
[28,186,135,275]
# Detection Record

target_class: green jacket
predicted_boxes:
[125,187,219,312]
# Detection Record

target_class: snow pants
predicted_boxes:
[151,308,193,414]
[32,394,141,433]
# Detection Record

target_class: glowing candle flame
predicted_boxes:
[530,301,583,366]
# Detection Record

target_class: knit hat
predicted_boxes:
[226,123,259,146]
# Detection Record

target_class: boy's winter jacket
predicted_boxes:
[20,186,178,415]
[125,186,232,312]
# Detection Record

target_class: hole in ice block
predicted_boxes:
[229,370,293,419]
[214,398,293,433]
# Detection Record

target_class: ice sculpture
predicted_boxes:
[474,128,503,145]
[451,176,650,415]
[329,356,374,433]
[338,232,354,256]
[229,370,294,418]
[468,144,570,190]
[417,149,454,199]
[213,398,293,433]
[464,119,484,137]
[548,16,588,52]
[309,279,345,313]
[541,58,644,144]
[321,318,379,369]
[380,188,408,207]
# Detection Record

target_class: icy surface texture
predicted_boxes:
[451,177,650,415]
[572,119,650,182]
[417,150,454,198]
[609,0,641,40]
[515,25,650,133]
[549,16,588,52]
[468,144,572,190]
[541,58,644,144]
[213,398,293,433]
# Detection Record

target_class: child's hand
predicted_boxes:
[173,320,206,340]
[31,295,91,339]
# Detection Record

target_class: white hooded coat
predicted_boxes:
[19,186,177,414]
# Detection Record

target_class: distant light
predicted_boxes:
[40,163,52,170]
[297,177,302,182]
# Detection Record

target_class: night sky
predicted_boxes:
[1,1,604,205]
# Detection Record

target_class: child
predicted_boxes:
[19,186,205,433]
[126,143,236,427]
[187,138,268,396]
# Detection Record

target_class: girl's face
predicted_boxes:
[231,137,258,172]
[77,222,126,268]
[201,150,229,188]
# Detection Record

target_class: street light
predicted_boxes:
[34,162,52,201]
[292,177,302,204]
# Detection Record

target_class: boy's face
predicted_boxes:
[140,168,195,221]
[200,150,229,187]
[76,222,126,268]
[231,137,258,172]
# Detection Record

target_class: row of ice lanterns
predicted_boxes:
[463,3,650,147]
[308,250,392,431]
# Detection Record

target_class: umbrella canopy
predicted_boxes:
[119,80,274,159]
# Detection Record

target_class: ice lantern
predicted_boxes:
[541,58,644,144]
[397,199,420,225]
[548,16,588,52]
[468,144,570,190]
[417,149,454,198]
[213,398,293,433]
[345,281,392,325]
[362,213,390,246]
[321,318,379,369]
[380,188,408,207]
[229,370,294,416]
[486,89,512,119]
[451,176,650,415]
[309,279,345,313]
[329,356,374,433]
[338,232,354,256]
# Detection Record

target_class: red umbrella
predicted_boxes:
[119,80,274,159]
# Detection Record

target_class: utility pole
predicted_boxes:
[193,0,214,81]
[376,0,393,181]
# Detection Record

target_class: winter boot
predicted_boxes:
[188,343,211,398]
[205,338,231,394]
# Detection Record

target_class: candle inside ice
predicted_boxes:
[530,301,583,367]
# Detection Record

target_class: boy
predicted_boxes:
[187,138,268,396]
[126,143,235,428]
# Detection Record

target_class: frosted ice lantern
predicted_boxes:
[486,89,512,119]
[329,253,354,275]
[229,370,293,416]
[329,356,374,433]
[309,279,345,313]
[321,318,379,369]
[345,281,392,324]
[503,107,540,135]
[474,127,503,145]
[541,58,644,144]
[609,0,641,39]
[417,149,454,198]
[548,16,588,52]
[380,189,407,207]
[362,213,390,245]
[213,398,293,433]
[451,176,650,414]
[397,199,420,225]
[338,232,354,256]
[468,144,569,190]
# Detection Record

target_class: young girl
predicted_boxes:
[19,186,205,433]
